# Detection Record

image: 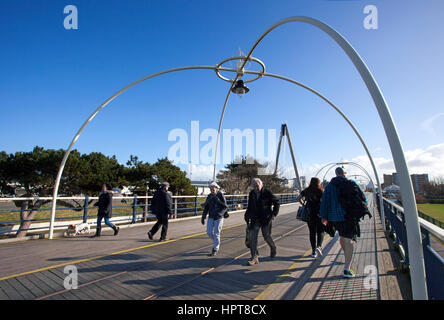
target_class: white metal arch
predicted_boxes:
[211,16,427,299]
[49,16,427,299]
[212,69,387,236]
[49,65,225,239]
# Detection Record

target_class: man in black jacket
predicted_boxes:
[92,184,119,238]
[147,182,172,242]
[244,178,280,266]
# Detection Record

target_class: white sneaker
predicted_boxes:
[316,247,323,257]
[309,253,317,258]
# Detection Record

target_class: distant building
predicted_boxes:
[411,174,429,194]
[284,177,306,190]
[382,172,429,194]
[300,176,306,190]
[383,174,394,189]
[191,181,211,195]
[383,184,401,199]
[284,179,294,189]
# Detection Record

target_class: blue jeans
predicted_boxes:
[97,216,115,230]
[207,218,224,251]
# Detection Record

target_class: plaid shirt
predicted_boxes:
[320,180,346,222]
[320,178,367,222]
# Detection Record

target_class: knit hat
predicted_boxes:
[209,181,220,189]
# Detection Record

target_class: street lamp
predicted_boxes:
[231,80,249,94]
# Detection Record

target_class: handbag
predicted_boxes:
[296,205,310,222]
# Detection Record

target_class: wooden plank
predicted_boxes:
[0,279,26,300]
[15,276,45,298]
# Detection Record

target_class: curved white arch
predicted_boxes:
[211,16,427,299]
[49,65,227,240]
[49,16,427,299]
[216,69,386,231]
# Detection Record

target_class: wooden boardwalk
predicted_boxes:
[0,200,411,300]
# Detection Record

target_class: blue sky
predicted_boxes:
[1,0,444,182]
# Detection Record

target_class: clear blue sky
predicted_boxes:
[1,0,444,180]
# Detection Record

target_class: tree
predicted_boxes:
[216,156,289,194]
[0,147,87,237]
[423,178,444,202]
[0,147,196,238]
[0,147,127,237]
[150,158,196,195]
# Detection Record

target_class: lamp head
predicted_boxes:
[231,80,249,95]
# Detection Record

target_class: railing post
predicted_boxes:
[174,197,178,219]
[83,195,89,223]
[194,195,198,216]
[132,195,137,224]
[400,211,410,265]
[144,193,148,222]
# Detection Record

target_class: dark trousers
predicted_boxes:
[97,216,115,230]
[307,216,324,253]
[249,220,276,258]
[150,215,168,240]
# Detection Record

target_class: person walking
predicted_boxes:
[92,184,119,237]
[297,177,325,258]
[320,167,368,278]
[244,178,280,266]
[201,182,228,256]
[147,182,172,242]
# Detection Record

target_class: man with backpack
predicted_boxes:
[320,167,370,278]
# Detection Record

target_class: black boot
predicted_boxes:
[91,228,101,238]
[113,226,120,236]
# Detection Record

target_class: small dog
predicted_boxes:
[66,223,90,236]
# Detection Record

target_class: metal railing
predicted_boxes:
[0,193,298,237]
[377,195,444,300]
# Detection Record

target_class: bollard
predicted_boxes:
[83,195,89,223]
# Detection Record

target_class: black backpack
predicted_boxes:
[336,179,372,221]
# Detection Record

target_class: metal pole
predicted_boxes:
[132,195,137,224]
[284,123,302,191]
[273,123,285,176]
[83,195,89,223]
